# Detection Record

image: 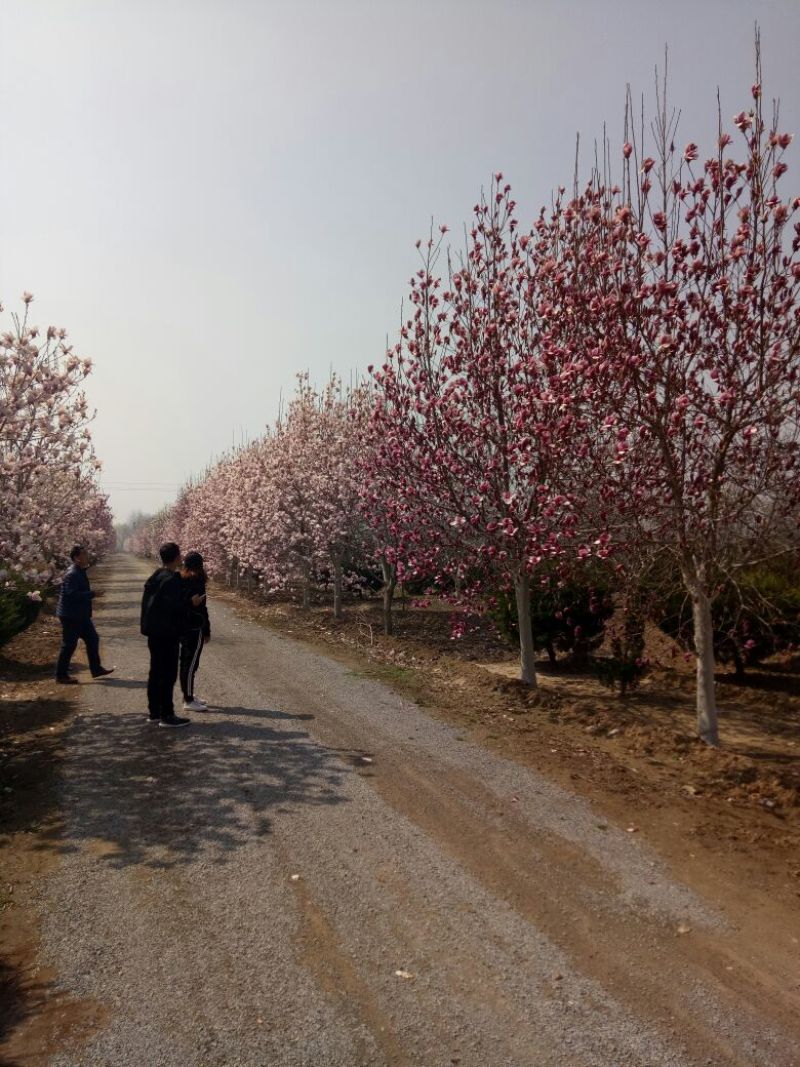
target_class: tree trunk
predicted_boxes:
[732,645,746,678]
[545,639,556,667]
[690,585,719,745]
[514,572,538,687]
[381,558,396,637]
[302,573,311,610]
[332,559,343,621]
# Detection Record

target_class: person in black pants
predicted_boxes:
[179,551,211,712]
[55,545,115,684]
[140,542,204,728]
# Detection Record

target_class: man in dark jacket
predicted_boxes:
[141,542,204,728]
[55,546,115,684]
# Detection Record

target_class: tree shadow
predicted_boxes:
[0,691,70,1065]
[0,651,54,684]
[0,696,70,835]
[97,678,146,690]
[216,705,315,722]
[37,707,351,870]
[716,668,800,697]
[98,579,146,595]
[0,958,29,1062]
[89,613,140,629]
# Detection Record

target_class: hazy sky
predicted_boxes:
[2,0,799,522]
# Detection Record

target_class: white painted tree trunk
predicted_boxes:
[514,572,538,687]
[691,585,719,745]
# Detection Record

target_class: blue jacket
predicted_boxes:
[56,564,95,621]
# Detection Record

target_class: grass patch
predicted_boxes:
[345,663,430,705]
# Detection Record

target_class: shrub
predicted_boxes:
[494,574,614,666]
[595,611,648,697]
[657,564,800,674]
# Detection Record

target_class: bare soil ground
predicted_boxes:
[215,585,800,915]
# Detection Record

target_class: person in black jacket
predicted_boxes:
[55,545,115,684]
[179,551,211,711]
[140,542,204,728]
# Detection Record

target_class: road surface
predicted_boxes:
[34,555,800,1066]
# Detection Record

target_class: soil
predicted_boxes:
[213,584,800,916]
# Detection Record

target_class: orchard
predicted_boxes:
[128,59,800,747]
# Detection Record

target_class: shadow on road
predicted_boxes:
[219,705,315,722]
[0,684,71,1064]
[38,556,352,870]
[0,958,31,1066]
[49,705,350,870]
[98,678,147,690]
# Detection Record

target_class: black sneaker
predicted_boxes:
[91,667,115,678]
[158,715,191,728]
[145,715,160,724]
[56,676,79,685]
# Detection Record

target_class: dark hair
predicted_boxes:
[70,545,85,561]
[182,551,207,581]
[159,542,181,565]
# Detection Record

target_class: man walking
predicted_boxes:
[55,546,115,684]
[140,542,203,728]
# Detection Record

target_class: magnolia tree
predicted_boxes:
[369,185,609,685]
[130,376,372,617]
[314,378,371,618]
[0,294,112,583]
[571,53,800,743]
[249,375,370,614]
[356,433,412,636]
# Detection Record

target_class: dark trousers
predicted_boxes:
[56,618,101,679]
[179,629,205,701]
[147,635,180,719]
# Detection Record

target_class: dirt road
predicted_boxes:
[30,555,800,1066]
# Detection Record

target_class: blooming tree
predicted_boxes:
[581,51,800,743]
[131,376,372,618]
[0,294,113,585]
[369,185,606,685]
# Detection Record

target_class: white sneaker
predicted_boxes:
[183,699,208,712]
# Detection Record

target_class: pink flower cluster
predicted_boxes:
[0,296,114,585]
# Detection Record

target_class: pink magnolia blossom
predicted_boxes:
[0,297,113,583]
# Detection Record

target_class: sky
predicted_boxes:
[1,0,799,523]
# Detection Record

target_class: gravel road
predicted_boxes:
[37,555,800,1066]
